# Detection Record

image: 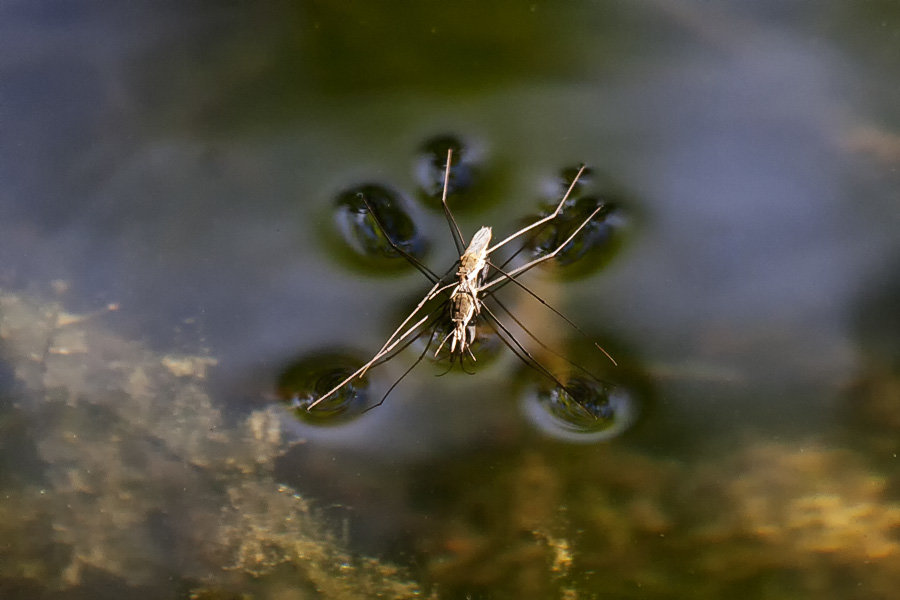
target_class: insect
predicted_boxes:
[307,149,614,411]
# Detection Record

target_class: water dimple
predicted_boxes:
[390,290,505,371]
[517,164,633,279]
[555,165,594,196]
[428,320,504,370]
[275,352,369,424]
[414,134,482,211]
[528,197,627,272]
[332,184,427,273]
[521,376,640,443]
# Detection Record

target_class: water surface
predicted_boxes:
[2,1,900,598]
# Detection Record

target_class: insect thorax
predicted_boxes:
[457,226,492,282]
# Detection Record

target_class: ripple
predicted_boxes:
[332,184,427,273]
[390,291,505,371]
[519,166,633,279]
[521,376,640,443]
[553,165,595,196]
[275,352,370,424]
[414,134,484,211]
[525,197,628,276]
[427,320,504,370]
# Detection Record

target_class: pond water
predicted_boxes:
[2,1,900,598]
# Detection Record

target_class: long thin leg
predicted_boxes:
[459,345,477,374]
[435,348,456,376]
[484,259,617,365]
[480,304,572,394]
[361,278,457,376]
[363,319,440,412]
[438,148,466,255]
[481,203,605,292]
[482,305,598,421]
[356,190,462,369]
[493,171,593,274]
[307,312,431,410]
[358,193,440,283]
[358,188,464,289]
[365,301,448,371]
[486,165,586,255]
[490,296,611,383]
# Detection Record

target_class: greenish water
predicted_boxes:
[2,1,900,598]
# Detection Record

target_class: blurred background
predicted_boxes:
[2,1,899,598]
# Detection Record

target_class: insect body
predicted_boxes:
[437,226,491,359]
[307,149,611,411]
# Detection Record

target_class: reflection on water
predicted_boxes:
[414,134,485,210]
[332,184,429,274]
[308,134,632,428]
[2,0,900,598]
[424,316,505,371]
[523,183,632,278]
[521,376,641,443]
[276,351,370,423]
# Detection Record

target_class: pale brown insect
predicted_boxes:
[307,149,612,411]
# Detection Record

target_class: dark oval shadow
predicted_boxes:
[322,183,430,277]
[275,350,372,425]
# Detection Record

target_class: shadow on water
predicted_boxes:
[275,350,371,424]
[2,1,900,598]
[328,183,430,276]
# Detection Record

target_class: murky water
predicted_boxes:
[2,1,900,598]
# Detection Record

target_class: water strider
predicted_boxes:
[307,149,615,411]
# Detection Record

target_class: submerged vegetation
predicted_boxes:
[3,1,900,597]
[0,289,424,598]
[2,288,899,598]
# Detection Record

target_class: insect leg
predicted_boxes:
[365,299,448,371]
[482,259,617,366]
[481,202,605,292]
[480,304,598,420]
[438,148,466,255]
[489,295,612,383]
[479,304,572,393]
[362,278,456,376]
[358,193,440,283]
[363,315,442,412]
[307,312,431,410]
[486,165,586,255]
[434,331,453,358]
